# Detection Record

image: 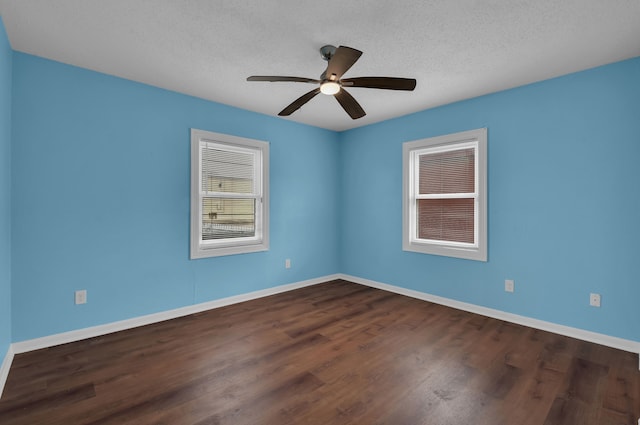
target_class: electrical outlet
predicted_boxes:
[589,293,601,307]
[505,279,514,293]
[75,290,87,305]
[285,259,291,269]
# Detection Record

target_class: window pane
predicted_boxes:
[419,148,474,194]
[202,147,254,194]
[202,198,255,240]
[417,199,474,243]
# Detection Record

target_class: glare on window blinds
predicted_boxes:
[417,147,475,244]
[201,146,254,194]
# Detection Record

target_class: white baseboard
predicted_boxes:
[340,273,640,358]
[12,274,340,355]
[6,271,639,381]
[0,344,15,399]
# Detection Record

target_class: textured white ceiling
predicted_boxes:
[1,1,639,131]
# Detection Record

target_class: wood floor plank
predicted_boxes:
[1,279,638,425]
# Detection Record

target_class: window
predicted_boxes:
[190,129,269,259]
[403,128,487,261]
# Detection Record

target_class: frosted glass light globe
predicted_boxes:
[320,81,341,95]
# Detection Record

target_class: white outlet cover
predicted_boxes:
[505,279,514,293]
[75,290,87,305]
[589,293,601,307]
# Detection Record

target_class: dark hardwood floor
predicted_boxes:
[1,279,638,424]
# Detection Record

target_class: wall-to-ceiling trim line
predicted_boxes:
[340,273,640,358]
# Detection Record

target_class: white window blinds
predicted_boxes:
[191,129,269,259]
[200,143,259,241]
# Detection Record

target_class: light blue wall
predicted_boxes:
[340,57,640,342]
[11,53,340,341]
[0,18,12,360]
[8,47,640,344]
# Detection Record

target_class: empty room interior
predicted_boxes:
[0,1,639,424]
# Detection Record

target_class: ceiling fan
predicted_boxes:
[247,45,417,120]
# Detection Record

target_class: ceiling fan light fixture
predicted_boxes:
[320,81,341,95]
[247,45,416,119]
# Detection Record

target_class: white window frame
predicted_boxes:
[190,129,269,259]
[403,128,487,261]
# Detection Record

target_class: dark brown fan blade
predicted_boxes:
[334,88,366,119]
[247,76,320,84]
[341,77,416,90]
[278,88,321,116]
[324,46,362,81]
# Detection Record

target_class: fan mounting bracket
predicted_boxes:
[319,45,337,61]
